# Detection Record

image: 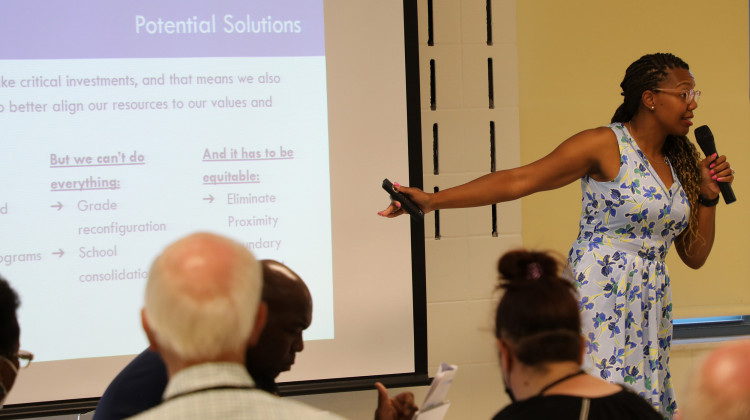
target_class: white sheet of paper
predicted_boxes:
[415,362,457,420]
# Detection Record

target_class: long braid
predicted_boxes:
[611,53,702,250]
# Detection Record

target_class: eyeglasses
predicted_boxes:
[652,88,701,104]
[16,350,33,369]
[2,350,34,372]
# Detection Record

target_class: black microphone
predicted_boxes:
[694,125,736,204]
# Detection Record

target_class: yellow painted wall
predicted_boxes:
[517,0,750,317]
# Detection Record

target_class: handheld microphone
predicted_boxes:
[694,125,736,204]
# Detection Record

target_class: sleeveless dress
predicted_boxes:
[568,123,690,419]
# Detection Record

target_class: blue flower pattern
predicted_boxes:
[569,123,689,419]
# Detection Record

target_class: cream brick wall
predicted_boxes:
[291,1,521,418]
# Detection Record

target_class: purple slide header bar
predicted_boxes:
[0,0,324,60]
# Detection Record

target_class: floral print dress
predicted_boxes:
[568,123,689,419]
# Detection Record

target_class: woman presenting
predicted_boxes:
[379,53,734,418]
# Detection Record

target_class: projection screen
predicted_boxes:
[0,0,426,413]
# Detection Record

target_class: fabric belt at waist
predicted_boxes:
[574,234,669,262]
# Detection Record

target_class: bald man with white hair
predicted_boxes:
[130,232,344,420]
[677,339,750,420]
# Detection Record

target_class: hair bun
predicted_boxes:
[497,249,561,288]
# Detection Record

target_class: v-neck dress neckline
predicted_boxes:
[621,125,678,197]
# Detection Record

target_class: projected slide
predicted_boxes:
[0,0,334,362]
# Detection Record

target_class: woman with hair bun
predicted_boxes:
[380,53,735,418]
[492,249,661,420]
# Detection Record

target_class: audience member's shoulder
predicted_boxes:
[492,395,580,419]
[493,390,662,420]
[604,386,662,419]
[93,349,167,420]
[126,389,347,420]
[253,391,348,419]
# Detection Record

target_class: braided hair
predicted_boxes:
[611,53,702,249]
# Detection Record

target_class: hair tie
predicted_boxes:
[527,262,542,280]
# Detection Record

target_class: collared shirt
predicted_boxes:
[127,362,345,420]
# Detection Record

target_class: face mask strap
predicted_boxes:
[504,377,516,403]
[498,339,516,403]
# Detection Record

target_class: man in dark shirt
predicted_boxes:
[94,260,416,420]
[244,259,313,395]
[93,259,315,419]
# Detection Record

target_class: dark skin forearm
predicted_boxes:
[676,202,716,269]
[379,127,620,216]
